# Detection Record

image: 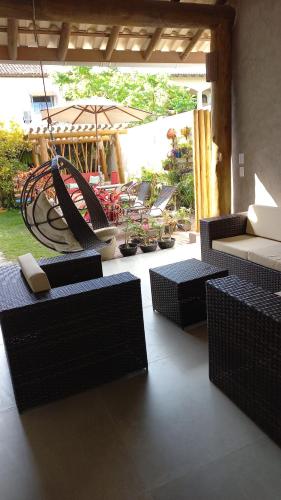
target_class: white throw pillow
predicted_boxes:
[247,204,281,242]
[18,253,51,293]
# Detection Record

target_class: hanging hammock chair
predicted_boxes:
[20,155,118,258]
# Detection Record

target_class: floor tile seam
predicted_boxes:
[148,437,266,496]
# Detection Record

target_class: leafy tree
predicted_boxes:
[54,67,196,118]
[0,123,31,208]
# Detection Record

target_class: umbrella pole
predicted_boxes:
[94,106,99,172]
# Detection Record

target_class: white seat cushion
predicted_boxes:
[26,192,82,253]
[248,244,281,272]
[246,204,281,242]
[212,235,281,260]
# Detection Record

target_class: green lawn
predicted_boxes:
[0,209,57,261]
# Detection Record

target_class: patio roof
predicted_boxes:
[0,63,47,77]
[0,0,233,65]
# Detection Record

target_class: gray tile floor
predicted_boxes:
[0,241,281,500]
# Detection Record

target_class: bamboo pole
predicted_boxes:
[193,110,201,232]
[90,142,94,171]
[198,110,208,218]
[38,137,49,163]
[31,146,38,167]
[80,143,87,173]
[85,142,88,172]
[113,133,125,183]
[73,143,83,170]
[98,140,109,180]
[204,110,212,216]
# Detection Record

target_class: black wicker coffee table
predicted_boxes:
[149,258,228,328]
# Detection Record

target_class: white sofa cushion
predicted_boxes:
[246,204,281,242]
[248,244,281,272]
[18,253,51,293]
[212,235,281,260]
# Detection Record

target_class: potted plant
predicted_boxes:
[156,219,176,249]
[119,217,138,257]
[176,207,191,232]
[139,219,158,253]
[162,210,177,234]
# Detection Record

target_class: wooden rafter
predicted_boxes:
[180,29,204,61]
[105,25,121,61]
[0,1,236,29]
[57,22,71,61]
[7,18,18,60]
[144,27,164,61]
[179,0,227,63]
[143,0,181,63]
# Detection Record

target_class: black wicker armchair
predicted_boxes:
[206,275,281,446]
[0,252,147,412]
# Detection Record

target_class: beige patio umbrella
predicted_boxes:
[41,96,151,170]
[41,96,151,126]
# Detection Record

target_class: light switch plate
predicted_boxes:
[239,153,245,165]
[239,166,245,177]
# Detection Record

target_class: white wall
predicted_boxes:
[0,76,64,127]
[119,110,194,178]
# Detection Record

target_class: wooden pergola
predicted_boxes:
[28,126,128,182]
[0,0,235,214]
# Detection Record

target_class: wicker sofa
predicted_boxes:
[201,204,281,292]
[0,251,147,412]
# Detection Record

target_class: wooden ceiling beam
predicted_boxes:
[0,26,211,42]
[57,22,71,61]
[7,18,18,60]
[180,28,204,61]
[144,27,163,61]
[0,46,206,64]
[0,1,236,29]
[105,26,121,61]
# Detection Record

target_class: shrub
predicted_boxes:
[0,123,31,208]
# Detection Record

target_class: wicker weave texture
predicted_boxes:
[150,259,228,328]
[207,276,281,446]
[200,215,281,292]
[39,249,102,287]
[0,268,147,412]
